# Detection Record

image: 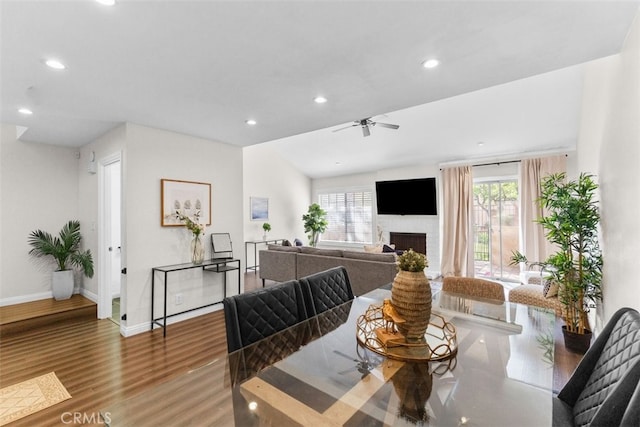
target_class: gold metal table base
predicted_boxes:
[356,303,458,362]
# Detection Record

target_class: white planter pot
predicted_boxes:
[52,270,74,300]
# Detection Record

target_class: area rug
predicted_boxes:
[0,372,71,426]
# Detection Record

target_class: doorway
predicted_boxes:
[472,179,520,282]
[98,153,123,324]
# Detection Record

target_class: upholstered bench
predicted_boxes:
[508,283,563,315]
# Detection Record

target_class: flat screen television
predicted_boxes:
[375,177,437,215]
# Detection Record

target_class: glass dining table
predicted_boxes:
[103,286,557,426]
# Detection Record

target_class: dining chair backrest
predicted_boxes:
[223,280,309,353]
[298,266,355,317]
[442,276,505,302]
[554,307,640,426]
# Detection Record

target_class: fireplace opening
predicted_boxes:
[389,232,427,255]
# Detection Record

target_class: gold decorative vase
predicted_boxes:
[391,270,432,342]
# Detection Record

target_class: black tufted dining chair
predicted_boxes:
[298,266,355,317]
[553,307,640,426]
[223,280,309,353]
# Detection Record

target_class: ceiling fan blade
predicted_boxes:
[375,122,399,130]
[332,124,357,133]
[362,125,370,137]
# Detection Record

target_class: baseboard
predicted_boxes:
[0,286,97,307]
[80,288,98,303]
[120,303,224,337]
[0,291,53,307]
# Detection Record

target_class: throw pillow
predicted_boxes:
[282,239,292,246]
[543,279,559,298]
[382,244,396,253]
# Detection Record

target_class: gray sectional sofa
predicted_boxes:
[258,245,398,296]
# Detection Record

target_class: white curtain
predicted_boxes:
[519,155,566,264]
[440,166,474,277]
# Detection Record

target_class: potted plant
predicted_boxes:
[539,172,602,352]
[302,203,328,247]
[28,220,94,300]
[262,222,271,240]
[514,173,602,353]
[391,249,431,342]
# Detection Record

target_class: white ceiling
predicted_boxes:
[2,1,638,178]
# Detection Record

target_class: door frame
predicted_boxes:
[472,176,519,281]
[97,151,122,319]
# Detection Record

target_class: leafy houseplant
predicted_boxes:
[514,173,602,352]
[28,220,94,300]
[262,222,271,240]
[302,203,328,247]
[540,173,602,340]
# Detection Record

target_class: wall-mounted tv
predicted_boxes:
[375,177,437,215]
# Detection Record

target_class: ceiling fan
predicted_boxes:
[332,117,399,137]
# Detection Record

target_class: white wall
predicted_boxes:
[1,122,244,336]
[243,143,311,243]
[0,124,80,303]
[77,125,127,297]
[122,124,244,333]
[312,164,442,278]
[583,11,640,320]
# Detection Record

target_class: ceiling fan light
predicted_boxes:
[314,96,327,104]
[422,59,439,69]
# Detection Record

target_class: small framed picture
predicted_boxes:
[250,197,269,221]
[161,179,211,226]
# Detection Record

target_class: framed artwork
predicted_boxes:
[250,197,269,221]
[161,179,211,226]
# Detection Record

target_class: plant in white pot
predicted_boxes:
[28,220,94,300]
[262,222,271,240]
[302,203,328,247]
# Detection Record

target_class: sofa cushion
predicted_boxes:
[342,250,396,263]
[364,244,395,253]
[382,244,396,253]
[299,247,343,257]
[267,244,300,252]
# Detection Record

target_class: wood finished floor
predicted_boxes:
[0,273,579,426]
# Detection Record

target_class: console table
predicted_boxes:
[244,238,285,273]
[151,258,241,337]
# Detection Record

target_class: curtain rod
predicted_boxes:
[440,154,568,170]
[472,159,521,168]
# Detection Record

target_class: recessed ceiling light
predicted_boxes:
[245,119,257,126]
[96,0,116,5]
[314,96,327,104]
[477,141,485,147]
[45,59,66,70]
[18,108,33,115]
[422,59,439,69]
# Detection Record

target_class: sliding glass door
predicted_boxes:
[472,179,520,282]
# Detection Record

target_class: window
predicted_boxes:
[318,190,373,244]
